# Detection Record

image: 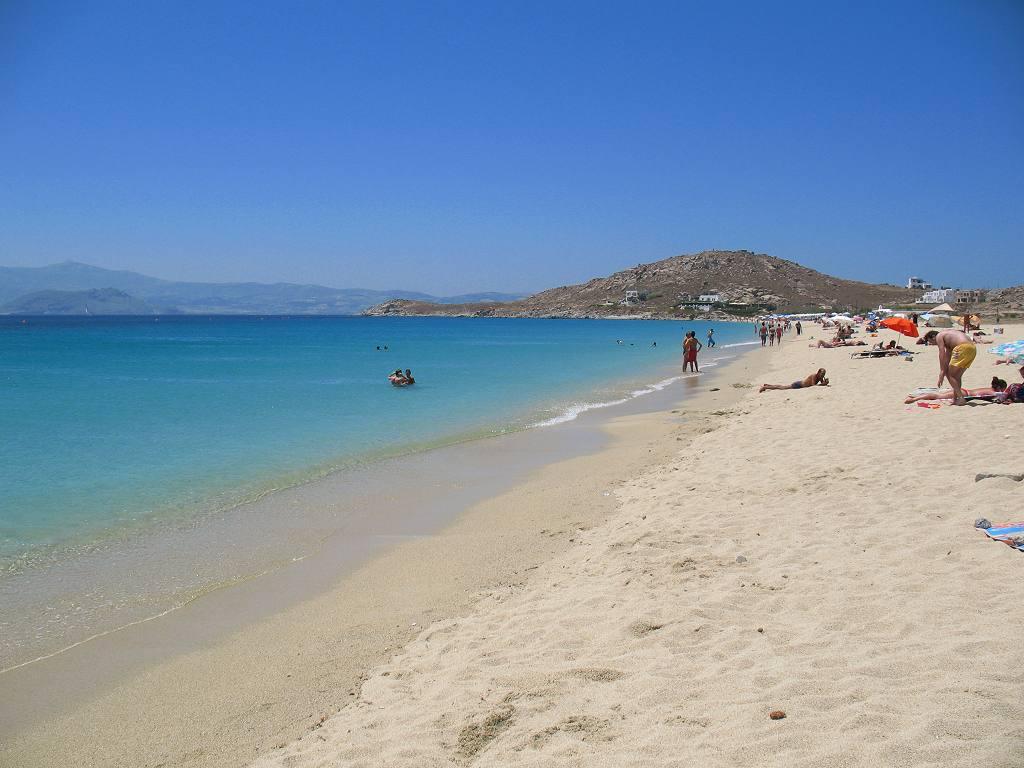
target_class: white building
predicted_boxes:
[907,276,932,290]
[698,292,722,303]
[918,287,957,304]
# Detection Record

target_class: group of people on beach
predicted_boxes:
[678,329,720,373]
[758,320,790,346]
[756,311,1023,407]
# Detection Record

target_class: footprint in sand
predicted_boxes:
[530,715,614,748]
[456,705,514,760]
[628,619,665,637]
[569,667,625,682]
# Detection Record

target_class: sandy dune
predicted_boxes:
[252,326,1024,767]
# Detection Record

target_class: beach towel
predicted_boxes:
[981,523,1024,553]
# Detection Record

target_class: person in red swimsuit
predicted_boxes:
[682,331,702,372]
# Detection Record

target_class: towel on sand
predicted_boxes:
[982,523,1024,552]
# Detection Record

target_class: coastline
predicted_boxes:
[1,315,736,674]
[245,324,1024,767]
[0,343,767,767]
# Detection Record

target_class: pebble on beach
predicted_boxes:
[769,710,786,720]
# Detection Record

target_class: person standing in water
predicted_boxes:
[706,328,715,348]
[683,331,702,373]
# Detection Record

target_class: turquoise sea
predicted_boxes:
[0,316,757,666]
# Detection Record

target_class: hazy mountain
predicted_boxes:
[1,288,160,315]
[0,262,523,315]
[364,250,921,318]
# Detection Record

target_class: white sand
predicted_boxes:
[251,326,1024,767]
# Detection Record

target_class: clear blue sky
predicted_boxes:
[2,1,1021,294]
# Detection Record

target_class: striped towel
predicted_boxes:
[982,523,1024,552]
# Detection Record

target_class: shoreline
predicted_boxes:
[2,317,739,674]
[1,345,768,767]
[248,322,1024,768]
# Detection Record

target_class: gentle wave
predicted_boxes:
[718,340,762,349]
[532,369,710,428]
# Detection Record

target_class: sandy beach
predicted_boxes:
[5,326,1024,767]
[243,324,1024,767]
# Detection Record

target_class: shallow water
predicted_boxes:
[0,315,757,667]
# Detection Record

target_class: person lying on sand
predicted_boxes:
[999,382,1024,404]
[759,369,829,393]
[810,339,866,348]
[904,377,1007,403]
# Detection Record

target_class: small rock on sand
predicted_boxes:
[769,710,786,720]
[974,473,1024,483]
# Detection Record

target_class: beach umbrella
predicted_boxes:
[988,340,1024,365]
[880,316,919,348]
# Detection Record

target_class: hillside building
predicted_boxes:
[907,276,932,290]
[955,289,986,305]
[918,287,957,304]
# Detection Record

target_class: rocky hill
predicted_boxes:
[986,285,1024,315]
[363,250,919,319]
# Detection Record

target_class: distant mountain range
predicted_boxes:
[0,262,523,315]
[364,250,925,318]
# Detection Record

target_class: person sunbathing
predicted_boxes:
[759,369,829,392]
[999,382,1024,404]
[904,377,1007,403]
[810,339,866,348]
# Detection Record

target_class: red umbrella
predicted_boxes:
[879,316,919,348]
[880,317,919,337]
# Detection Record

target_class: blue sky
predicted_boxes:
[1,1,1021,294]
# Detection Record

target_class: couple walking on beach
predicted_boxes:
[683,331,701,373]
